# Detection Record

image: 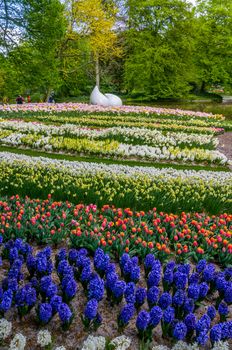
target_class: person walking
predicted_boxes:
[48,93,55,103]
[16,95,24,104]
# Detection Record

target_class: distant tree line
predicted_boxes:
[0,0,232,101]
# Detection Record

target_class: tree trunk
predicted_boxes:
[96,53,100,88]
[44,88,52,102]
[200,81,206,94]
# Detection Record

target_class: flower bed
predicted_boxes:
[0,132,226,166]
[0,103,231,349]
[0,152,230,215]
[0,120,219,149]
[0,120,226,166]
[0,237,231,349]
[4,114,223,135]
[0,197,231,265]
[0,103,224,120]
[0,152,231,213]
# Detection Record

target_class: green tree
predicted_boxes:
[57,0,94,96]
[59,36,94,97]
[124,0,195,99]
[0,52,26,101]
[194,0,232,93]
[74,0,122,87]
[23,0,67,99]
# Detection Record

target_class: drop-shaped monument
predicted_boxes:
[90,86,122,107]
[90,86,109,106]
[105,93,122,107]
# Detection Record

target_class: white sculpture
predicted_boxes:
[105,93,123,107]
[90,86,122,107]
[90,86,109,106]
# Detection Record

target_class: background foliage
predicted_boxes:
[0,0,232,101]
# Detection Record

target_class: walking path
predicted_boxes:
[222,95,232,103]
[217,132,232,170]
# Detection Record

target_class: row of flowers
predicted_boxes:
[19,112,228,132]
[0,197,231,265]
[0,120,219,149]
[0,322,65,350]
[3,112,231,134]
[0,239,231,349]
[84,338,230,350]
[8,114,223,135]
[5,320,230,350]
[0,319,133,350]
[0,132,226,165]
[0,152,231,213]
[0,102,224,120]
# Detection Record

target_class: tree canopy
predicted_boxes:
[0,0,232,101]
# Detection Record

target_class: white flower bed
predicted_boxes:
[0,122,226,165]
[0,318,12,340]
[81,335,106,350]
[109,335,131,350]
[0,151,230,184]
[9,333,26,350]
[37,329,52,347]
[0,121,218,148]
[117,144,226,164]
